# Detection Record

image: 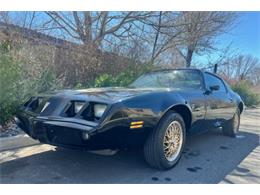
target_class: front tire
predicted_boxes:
[222,108,240,137]
[144,111,186,170]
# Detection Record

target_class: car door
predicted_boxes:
[203,72,236,128]
[176,70,208,134]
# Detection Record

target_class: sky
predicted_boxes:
[192,12,260,67]
[217,12,260,58]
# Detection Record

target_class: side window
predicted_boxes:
[204,73,226,93]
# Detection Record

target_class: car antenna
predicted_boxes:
[213,64,218,74]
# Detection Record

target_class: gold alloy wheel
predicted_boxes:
[163,120,183,162]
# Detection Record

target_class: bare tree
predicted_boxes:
[0,12,41,29]
[44,11,187,66]
[150,11,163,64]
[219,55,260,83]
[2,11,238,68]
[0,12,10,23]
[136,12,184,65]
[44,11,154,49]
[251,67,260,86]
[2,11,247,86]
[173,12,238,67]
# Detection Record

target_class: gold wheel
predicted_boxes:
[163,120,183,162]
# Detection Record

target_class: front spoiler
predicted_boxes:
[43,120,93,131]
[35,116,98,132]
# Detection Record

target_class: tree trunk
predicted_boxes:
[186,48,193,68]
[150,11,162,65]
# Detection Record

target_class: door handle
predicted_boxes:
[229,97,233,102]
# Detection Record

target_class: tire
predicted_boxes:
[222,108,240,137]
[144,111,186,170]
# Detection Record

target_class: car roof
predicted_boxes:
[204,70,224,80]
[146,68,225,81]
[147,68,223,77]
[146,68,204,74]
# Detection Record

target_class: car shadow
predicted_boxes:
[0,128,259,184]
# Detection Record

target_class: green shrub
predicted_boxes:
[35,69,63,93]
[232,81,260,107]
[94,73,116,87]
[94,64,151,88]
[0,53,22,125]
[0,42,63,126]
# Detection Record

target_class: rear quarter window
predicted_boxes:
[204,73,227,93]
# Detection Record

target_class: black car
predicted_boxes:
[16,69,244,170]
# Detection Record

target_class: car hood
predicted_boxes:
[44,87,172,102]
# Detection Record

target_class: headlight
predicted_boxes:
[94,104,107,118]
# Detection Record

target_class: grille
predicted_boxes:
[46,126,83,145]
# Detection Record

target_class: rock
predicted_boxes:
[0,122,23,138]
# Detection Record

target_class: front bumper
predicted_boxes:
[16,113,98,149]
[16,113,151,150]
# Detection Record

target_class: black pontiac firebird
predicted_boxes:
[16,69,244,170]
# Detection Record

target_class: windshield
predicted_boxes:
[130,69,204,89]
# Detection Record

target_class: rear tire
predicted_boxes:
[222,108,240,137]
[144,111,186,170]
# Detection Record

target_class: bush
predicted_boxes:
[35,69,63,93]
[232,81,260,107]
[94,73,116,87]
[94,64,151,88]
[0,42,63,126]
[0,53,21,125]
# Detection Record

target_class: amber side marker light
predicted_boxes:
[130,121,144,129]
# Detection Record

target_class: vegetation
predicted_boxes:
[0,52,21,125]
[231,81,260,107]
[0,42,62,126]
[93,65,151,88]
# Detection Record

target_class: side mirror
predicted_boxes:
[209,85,220,91]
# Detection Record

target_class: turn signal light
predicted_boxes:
[130,121,144,129]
